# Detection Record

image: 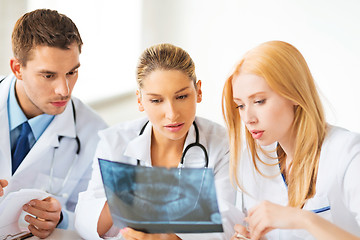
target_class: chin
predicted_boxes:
[168,132,187,141]
[257,140,277,147]
[46,107,67,116]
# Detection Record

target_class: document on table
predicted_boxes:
[98,159,224,233]
[0,189,49,235]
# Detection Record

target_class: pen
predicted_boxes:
[3,231,33,240]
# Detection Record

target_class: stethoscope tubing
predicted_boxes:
[137,120,209,168]
[47,100,80,197]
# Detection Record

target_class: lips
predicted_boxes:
[51,100,68,107]
[250,130,264,139]
[164,123,184,133]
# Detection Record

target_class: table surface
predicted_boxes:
[28,229,82,240]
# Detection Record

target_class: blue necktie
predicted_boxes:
[12,121,32,174]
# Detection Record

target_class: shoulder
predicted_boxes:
[320,125,360,173]
[71,97,108,131]
[195,116,227,138]
[195,116,229,154]
[323,125,360,150]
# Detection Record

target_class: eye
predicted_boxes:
[43,74,54,79]
[150,99,162,104]
[176,94,188,100]
[67,69,78,76]
[255,99,266,105]
[68,71,77,75]
[236,104,244,110]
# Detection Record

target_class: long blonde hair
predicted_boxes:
[222,41,327,208]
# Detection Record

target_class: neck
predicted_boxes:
[278,130,296,178]
[150,128,187,168]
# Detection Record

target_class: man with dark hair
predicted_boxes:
[0,9,107,238]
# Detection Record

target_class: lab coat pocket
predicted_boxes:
[306,195,332,221]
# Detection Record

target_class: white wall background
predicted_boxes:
[1,0,360,132]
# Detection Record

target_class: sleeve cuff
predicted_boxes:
[56,210,69,229]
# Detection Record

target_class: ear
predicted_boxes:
[136,90,144,112]
[10,58,23,80]
[196,80,202,103]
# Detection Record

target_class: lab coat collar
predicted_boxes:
[124,120,152,166]
[124,118,208,167]
[0,75,14,178]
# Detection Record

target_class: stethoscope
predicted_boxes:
[136,121,209,168]
[1,76,80,198]
[136,120,209,211]
[47,99,80,198]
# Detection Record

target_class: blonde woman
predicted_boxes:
[222,40,360,240]
[75,43,236,240]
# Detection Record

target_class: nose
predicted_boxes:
[165,101,179,121]
[54,77,70,97]
[243,106,257,125]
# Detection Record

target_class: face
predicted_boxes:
[10,43,80,118]
[137,70,202,143]
[232,73,296,148]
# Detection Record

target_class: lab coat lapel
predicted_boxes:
[0,76,13,179]
[13,100,76,176]
[124,121,152,166]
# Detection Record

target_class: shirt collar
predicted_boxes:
[8,78,26,131]
[8,78,54,140]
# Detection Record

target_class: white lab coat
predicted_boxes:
[0,75,107,229]
[75,117,236,240]
[237,125,360,239]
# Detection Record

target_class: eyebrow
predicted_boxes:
[69,63,81,72]
[233,91,266,101]
[37,63,81,75]
[145,86,190,96]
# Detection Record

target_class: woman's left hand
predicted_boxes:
[120,227,181,240]
[246,200,304,240]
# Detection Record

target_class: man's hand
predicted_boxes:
[0,179,8,196]
[23,196,61,239]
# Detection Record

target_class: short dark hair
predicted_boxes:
[11,9,83,66]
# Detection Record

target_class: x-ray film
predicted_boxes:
[98,159,223,233]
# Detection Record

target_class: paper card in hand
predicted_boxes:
[98,159,223,233]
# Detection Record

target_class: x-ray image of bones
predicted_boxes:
[98,159,223,233]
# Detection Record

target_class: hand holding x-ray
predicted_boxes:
[98,159,223,234]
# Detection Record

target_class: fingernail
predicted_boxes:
[29,201,35,206]
[25,216,30,222]
[23,205,28,211]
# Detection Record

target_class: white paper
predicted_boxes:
[218,199,247,239]
[0,189,49,232]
